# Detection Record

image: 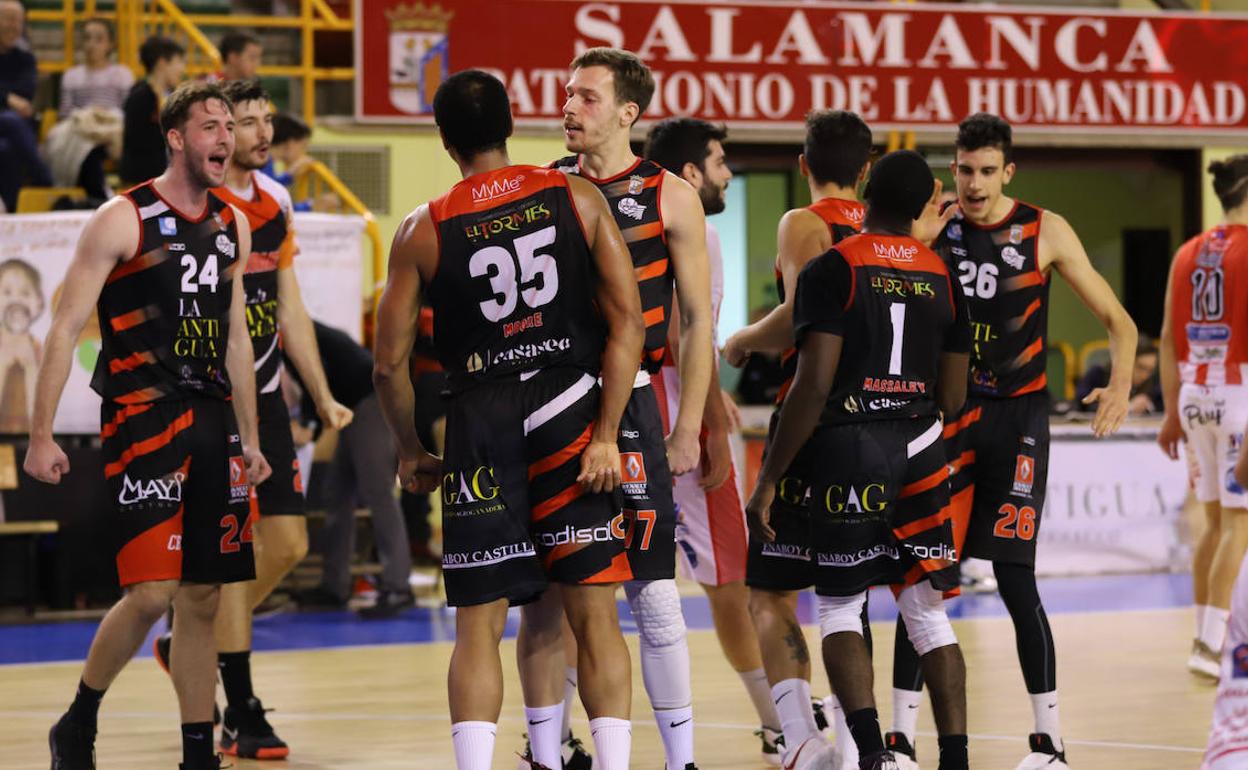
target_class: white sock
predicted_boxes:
[450,721,496,770]
[1196,604,1209,639]
[1202,607,1231,652]
[891,688,923,743]
[561,666,578,741]
[655,706,695,769]
[738,668,781,731]
[589,716,631,770]
[524,704,564,768]
[771,678,819,748]
[1029,691,1062,748]
[829,695,857,765]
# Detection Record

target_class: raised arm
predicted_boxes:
[1043,211,1138,437]
[569,175,644,493]
[660,172,713,476]
[224,208,270,485]
[373,206,441,493]
[24,198,136,483]
[723,208,830,365]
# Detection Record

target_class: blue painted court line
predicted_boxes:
[0,572,1194,666]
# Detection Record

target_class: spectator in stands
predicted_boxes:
[217,31,261,82]
[120,35,184,187]
[293,321,415,618]
[266,111,315,209]
[0,0,52,212]
[1077,339,1162,415]
[44,19,131,201]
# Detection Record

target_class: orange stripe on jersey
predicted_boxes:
[893,505,951,540]
[108,249,170,284]
[635,258,669,282]
[947,449,976,476]
[104,408,194,478]
[1020,221,1040,241]
[1002,271,1045,292]
[1010,374,1048,397]
[1013,337,1045,369]
[900,465,950,499]
[942,407,983,439]
[532,482,584,522]
[109,350,158,375]
[603,173,661,199]
[581,551,634,583]
[622,221,663,244]
[100,403,153,439]
[529,423,594,481]
[1010,299,1043,332]
[643,306,666,327]
[115,385,170,405]
[216,205,235,226]
[110,306,155,332]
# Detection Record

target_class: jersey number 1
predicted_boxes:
[888,302,905,376]
[469,225,559,322]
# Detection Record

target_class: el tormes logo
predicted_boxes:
[464,201,551,242]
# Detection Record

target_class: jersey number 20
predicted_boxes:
[469,225,559,322]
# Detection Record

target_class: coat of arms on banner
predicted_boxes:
[387,2,453,115]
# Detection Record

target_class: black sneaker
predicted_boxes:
[152,634,221,726]
[561,732,593,770]
[884,731,917,761]
[358,590,415,619]
[220,697,289,760]
[49,715,96,770]
[1018,733,1069,768]
[295,586,348,610]
[179,753,224,770]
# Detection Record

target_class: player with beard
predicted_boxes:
[643,117,791,763]
[149,78,353,760]
[27,80,271,770]
[890,114,1137,770]
[723,110,874,770]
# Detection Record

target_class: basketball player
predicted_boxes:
[1158,155,1248,681]
[150,78,353,759]
[373,70,644,770]
[723,109,873,769]
[892,114,1138,770]
[515,47,713,770]
[643,116,788,762]
[26,81,271,770]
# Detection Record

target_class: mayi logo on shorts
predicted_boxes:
[118,471,186,506]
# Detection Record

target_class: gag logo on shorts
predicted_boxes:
[776,476,810,506]
[118,471,186,507]
[442,466,504,514]
[536,513,627,548]
[822,483,886,515]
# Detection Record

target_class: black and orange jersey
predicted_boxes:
[552,155,671,374]
[775,196,865,404]
[212,171,296,395]
[1170,224,1248,386]
[426,165,605,392]
[935,201,1048,398]
[793,232,970,425]
[92,182,240,403]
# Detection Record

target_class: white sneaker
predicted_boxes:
[756,726,784,767]
[783,736,839,770]
[884,733,920,770]
[1188,639,1221,682]
[959,557,998,593]
[1014,734,1070,769]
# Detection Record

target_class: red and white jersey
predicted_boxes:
[1204,553,1248,768]
[1172,224,1248,386]
[707,221,725,340]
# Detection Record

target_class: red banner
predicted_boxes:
[355,0,1248,138]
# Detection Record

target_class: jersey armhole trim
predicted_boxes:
[428,204,443,290]
[656,170,668,246]
[564,180,592,248]
[1033,206,1048,284]
[127,195,144,262]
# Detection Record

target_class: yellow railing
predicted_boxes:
[29,0,353,125]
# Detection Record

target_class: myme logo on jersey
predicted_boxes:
[617,197,646,221]
[470,175,525,205]
[118,471,186,506]
[872,242,918,262]
[464,202,551,242]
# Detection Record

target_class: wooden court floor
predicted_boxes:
[0,607,1214,769]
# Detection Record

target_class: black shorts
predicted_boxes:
[103,397,255,587]
[440,368,629,607]
[618,383,677,581]
[251,391,304,518]
[946,393,1050,567]
[806,417,959,597]
[746,409,816,592]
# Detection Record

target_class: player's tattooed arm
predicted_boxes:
[569,175,642,494]
[1157,254,1184,460]
[25,197,138,483]
[1043,211,1138,437]
[374,206,441,493]
[723,209,828,367]
[224,208,271,485]
[660,172,713,476]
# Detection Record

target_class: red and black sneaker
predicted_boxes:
[220,697,290,760]
[152,633,221,726]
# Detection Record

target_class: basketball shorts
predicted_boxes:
[1181,383,1248,509]
[654,365,748,586]
[1202,552,1248,770]
[617,381,677,582]
[103,397,255,587]
[808,417,958,597]
[440,367,631,607]
[746,409,816,593]
[249,391,304,519]
[945,393,1050,567]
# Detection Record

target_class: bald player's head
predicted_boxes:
[0,0,25,52]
